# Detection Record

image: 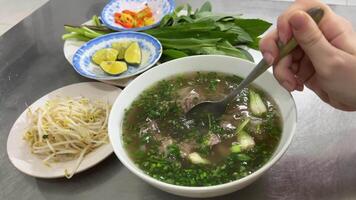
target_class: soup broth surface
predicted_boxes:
[123,72,282,186]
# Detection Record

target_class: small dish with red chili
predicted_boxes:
[101,0,175,31]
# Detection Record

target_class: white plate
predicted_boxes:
[7,82,121,178]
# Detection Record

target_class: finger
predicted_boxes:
[276,0,331,44]
[323,15,356,55]
[330,30,356,56]
[289,10,338,72]
[320,13,353,39]
[277,13,293,44]
[289,62,305,91]
[290,2,356,55]
[259,30,279,65]
[287,48,304,74]
[295,78,304,91]
[273,55,297,91]
[291,46,304,62]
[295,55,315,83]
[290,62,299,74]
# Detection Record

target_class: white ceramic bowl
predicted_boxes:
[108,55,297,198]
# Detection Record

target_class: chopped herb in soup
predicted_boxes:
[123,72,282,186]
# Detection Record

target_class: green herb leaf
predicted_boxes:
[217,41,254,62]
[146,19,217,35]
[237,153,251,161]
[163,49,189,59]
[159,14,173,27]
[247,38,261,50]
[159,38,221,50]
[174,5,185,14]
[235,18,272,38]
[226,26,253,43]
[187,4,193,16]
[235,47,254,62]
[198,1,212,13]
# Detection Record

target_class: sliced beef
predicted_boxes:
[139,118,162,140]
[158,137,174,154]
[178,140,198,158]
[177,87,204,113]
[220,121,236,131]
[206,133,221,146]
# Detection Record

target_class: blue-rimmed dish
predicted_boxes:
[101,0,175,32]
[72,32,162,80]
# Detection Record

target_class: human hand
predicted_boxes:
[259,0,356,111]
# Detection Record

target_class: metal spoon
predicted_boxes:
[186,7,324,119]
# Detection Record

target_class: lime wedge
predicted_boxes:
[92,48,119,65]
[124,42,141,65]
[112,41,131,60]
[99,61,127,75]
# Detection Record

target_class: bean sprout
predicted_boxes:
[23,97,110,178]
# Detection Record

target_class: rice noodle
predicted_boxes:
[23,97,110,178]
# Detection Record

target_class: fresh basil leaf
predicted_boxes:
[199,1,212,13]
[187,4,193,16]
[174,5,185,14]
[194,47,225,55]
[176,15,194,23]
[215,22,234,31]
[163,49,189,59]
[227,26,253,43]
[145,20,217,35]
[236,47,254,62]
[159,38,221,50]
[217,40,254,62]
[247,38,261,50]
[159,14,173,27]
[218,15,241,22]
[235,18,272,38]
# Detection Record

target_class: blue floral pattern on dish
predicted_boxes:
[101,0,175,31]
[72,32,162,80]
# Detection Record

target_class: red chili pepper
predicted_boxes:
[122,10,137,17]
[114,6,154,28]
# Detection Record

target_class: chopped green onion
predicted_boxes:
[249,90,267,116]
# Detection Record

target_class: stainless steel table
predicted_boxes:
[1,0,356,199]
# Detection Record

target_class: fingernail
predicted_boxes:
[282,81,294,92]
[262,52,274,65]
[279,31,287,44]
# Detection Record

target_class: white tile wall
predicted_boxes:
[348,0,356,5]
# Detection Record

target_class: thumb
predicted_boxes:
[289,10,335,62]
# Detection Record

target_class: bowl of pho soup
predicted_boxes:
[108,55,297,198]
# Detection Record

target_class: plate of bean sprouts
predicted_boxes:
[6,82,121,178]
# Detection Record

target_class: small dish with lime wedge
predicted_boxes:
[72,32,162,80]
